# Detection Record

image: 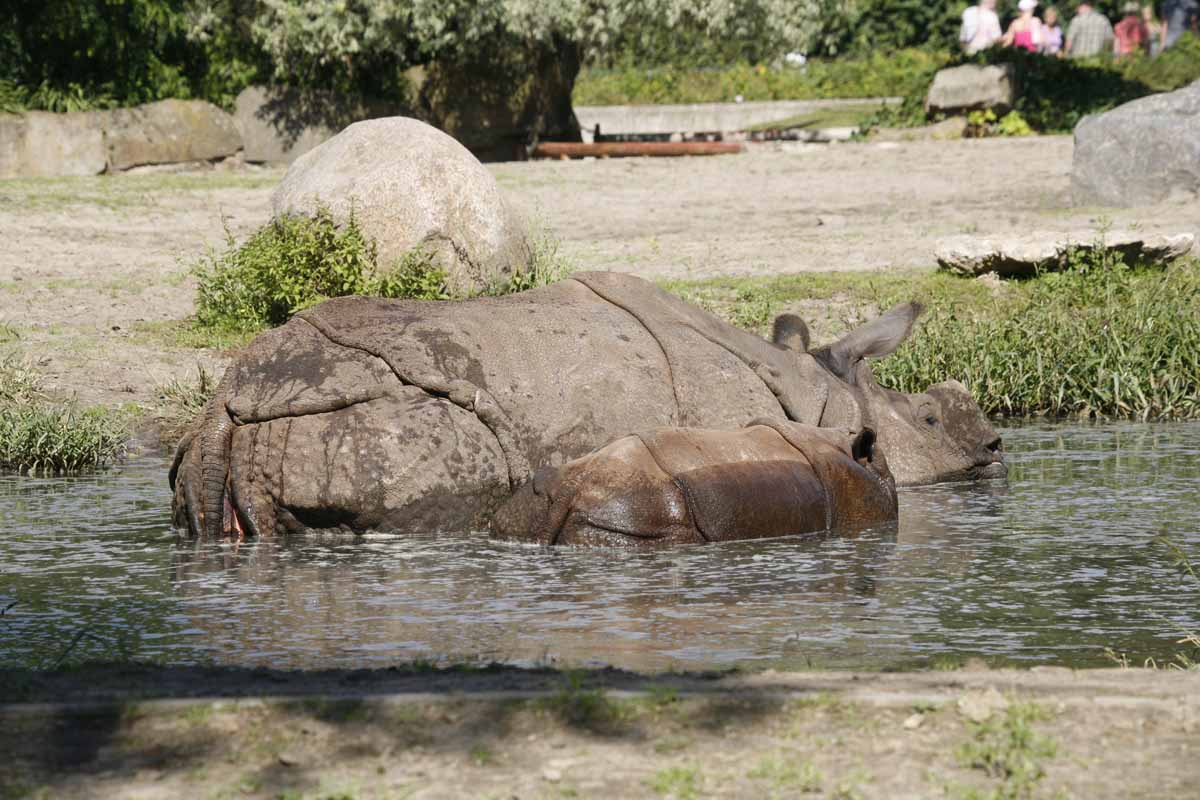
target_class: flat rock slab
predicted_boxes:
[936,230,1195,276]
[0,111,107,178]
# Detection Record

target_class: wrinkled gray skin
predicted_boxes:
[170,272,1004,539]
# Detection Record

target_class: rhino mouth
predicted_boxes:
[971,461,1009,480]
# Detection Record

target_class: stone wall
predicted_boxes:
[0,100,242,179]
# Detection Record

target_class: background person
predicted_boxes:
[1114,1,1151,54]
[1066,1,1116,56]
[1161,0,1200,48]
[1143,5,1164,53]
[962,0,1004,53]
[1041,7,1066,53]
[1003,0,1045,50]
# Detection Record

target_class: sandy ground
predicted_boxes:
[2,135,1197,412]
[3,665,1197,799]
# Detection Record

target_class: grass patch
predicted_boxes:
[647,764,702,799]
[0,353,126,474]
[748,754,823,793]
[153,365,218,449]
[0,172,281,212]
[955,701,1056,800]
[663,252,1200,420]
[193,209,574,335]
[744,103,886,132]
[574,50,949,106]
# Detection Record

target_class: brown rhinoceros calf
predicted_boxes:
[491,420,897,547]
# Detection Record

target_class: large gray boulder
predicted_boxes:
[925,65,1018,116]
[105,99,241,171]
[1072,82,1200,207]
[0,111,106,178]
[936,230,1195,276]
[272,117,531,295]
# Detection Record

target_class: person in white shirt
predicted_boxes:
[961,0,1004,53]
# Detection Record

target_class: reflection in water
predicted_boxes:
[2,423,1198,671]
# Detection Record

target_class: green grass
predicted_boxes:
[647,764,702,799]
[0,353,126,474]
[663,253,1200,421]
[955,701,1057,800]
[744,103,885,132]
[748,755,823,793]
[0,172,281,212]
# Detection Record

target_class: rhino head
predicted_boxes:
[772,302,1005,486]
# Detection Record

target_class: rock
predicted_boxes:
[277,751,301,767]
[235,85,398,165]
[936,230,1195,277]
[903,713,925,730]
[272,117,530,295]
[1072,81,1200,207]
[925,65,1018,116]
[957,688,1008,723]
[0,111,106,178]
[105,99,241,171]
[542,768,563,783]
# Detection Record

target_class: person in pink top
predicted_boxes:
[1003,0,1045,50]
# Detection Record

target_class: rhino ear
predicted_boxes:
[771,313,810,353]
[825,301,923,376]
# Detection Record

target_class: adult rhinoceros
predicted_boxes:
[170,272,1004,539]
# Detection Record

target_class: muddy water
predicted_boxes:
[2,422,1198,672]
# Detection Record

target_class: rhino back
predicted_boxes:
[294,275,794,470]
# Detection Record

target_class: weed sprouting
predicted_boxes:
[537,671,628,731]
[647,764,702,799]
[956,701,1057,800]
[748,754,823,793]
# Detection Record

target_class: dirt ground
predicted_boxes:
[2,135,1197,412]
[2,665,1197,799]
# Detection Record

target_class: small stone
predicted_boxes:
[277,751,301,767]
[542,768,563,783]
[957,688,1008,723]
[903,713,925,730]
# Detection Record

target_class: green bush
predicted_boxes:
[574,49,950,105]
[193,208,451,333]
[193,209,573,333]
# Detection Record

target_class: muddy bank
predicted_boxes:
[3,665,1197,799]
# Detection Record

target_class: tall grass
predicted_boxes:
[873,257,1200,420]
[0,353,126,474]
[666,254,1200,421]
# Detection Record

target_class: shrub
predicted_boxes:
[193,209,573,333]
[574,49,949,105]
[193,208,451,333]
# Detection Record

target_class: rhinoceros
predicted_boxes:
[491,420,897,547]
[170,271,1004,540]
